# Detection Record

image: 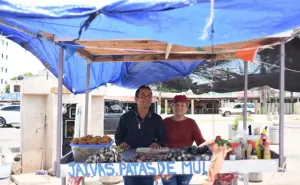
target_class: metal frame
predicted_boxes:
[53,37,288,185]
[84,62,91,136]
[279,41,285,168]
[243,61,248,130]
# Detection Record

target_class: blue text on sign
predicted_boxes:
[67,161,208,177]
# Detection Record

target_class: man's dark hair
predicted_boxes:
[135,85,151,98]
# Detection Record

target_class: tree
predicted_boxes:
[4,84,10,93]
[11,72,34,80]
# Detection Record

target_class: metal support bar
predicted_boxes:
[291,92,293,114]
[279,41,285,167]
[83,61,91,136]
[55,48,64,178]
[243,61,248,130]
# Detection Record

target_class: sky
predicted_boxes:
[7,38,45,78]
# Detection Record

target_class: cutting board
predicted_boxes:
[136,147,169,154]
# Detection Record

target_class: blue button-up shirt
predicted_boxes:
[115,110,166,149]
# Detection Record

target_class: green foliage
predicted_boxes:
[161,108,172,114]
[11,72,34,80]
[233,116,254,131]
[4,84,10,93]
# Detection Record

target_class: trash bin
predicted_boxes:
[269,125,279,145]
[248,173,263,183]
[100,176,122,185]
[0,164,11,185]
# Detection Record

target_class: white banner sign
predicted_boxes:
[61,161,210,177]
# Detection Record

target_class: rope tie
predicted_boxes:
[199,0,215,40]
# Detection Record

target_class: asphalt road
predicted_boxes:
[1,114,300,184]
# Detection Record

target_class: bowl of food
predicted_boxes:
[70,135,114,162]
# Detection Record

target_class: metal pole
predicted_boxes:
[279,41,285,167]
[83,62,91,136]
[243,61,248,130]
[291,92,293,114]
[55,48,64,178]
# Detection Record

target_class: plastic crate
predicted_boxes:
[70,140,114,162]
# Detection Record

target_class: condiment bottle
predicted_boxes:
[234,143,242,160]
[229,143,236,160]
[263,142,271,159]
[250,141,258,159]
[248,125,252,135]
[247,140,253,159]
[261,135,268,145]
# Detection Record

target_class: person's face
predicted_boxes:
[135,88,152,109]
[172,102,188,116]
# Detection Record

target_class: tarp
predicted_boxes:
[0,0,300,93]
[158,38,300,93]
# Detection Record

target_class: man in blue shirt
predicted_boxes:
[115,85,166,185]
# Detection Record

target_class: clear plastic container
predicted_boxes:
[70,140,114,162]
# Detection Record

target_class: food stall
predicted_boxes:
[1,1,299,184]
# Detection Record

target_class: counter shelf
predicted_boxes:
[59,150,281,177]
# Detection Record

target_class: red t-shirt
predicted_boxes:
[164,117,205,148]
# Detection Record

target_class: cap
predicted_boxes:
[173,95,188,103]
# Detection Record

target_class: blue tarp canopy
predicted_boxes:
[0,0,300,94]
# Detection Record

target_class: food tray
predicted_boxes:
[70,140,114,162]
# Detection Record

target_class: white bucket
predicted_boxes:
[0,179,10,185]
[0,164,11,179]
[0,164,11,185]
[100,176,122,185]
[249,173,263,183]
[269,125,279,145]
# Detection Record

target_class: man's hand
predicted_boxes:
[119,142,129,150]
[149,143,161,149]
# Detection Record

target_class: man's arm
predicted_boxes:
[155,116,166,147]
[114,115,126,146]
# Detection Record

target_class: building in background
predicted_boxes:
[9,79,22,93]
[0,37,10,92]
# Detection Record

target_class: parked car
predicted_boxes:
[0,105,20,128]
[104,99,125,134]
[104,99,157,134]
[219,103,255,117]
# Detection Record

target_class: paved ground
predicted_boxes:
[2,114,300,184]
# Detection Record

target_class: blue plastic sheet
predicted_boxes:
[0,0,300,93]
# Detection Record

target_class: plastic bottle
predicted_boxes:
[247,140,253,159]
[250,141,258,159]
[234,143,242,160]
[263,142,271,159]
[229,143,236,160]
